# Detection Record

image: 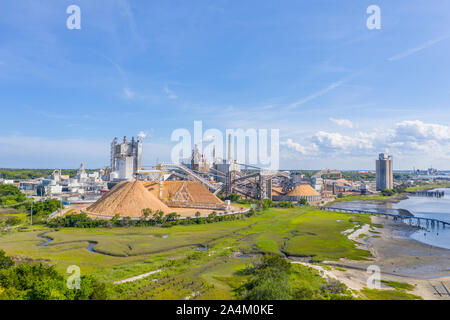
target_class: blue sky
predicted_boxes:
[0,0,450,170]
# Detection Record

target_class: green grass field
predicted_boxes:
[405,183,450,192]
[0,206,376,299]
[328,194,404,204]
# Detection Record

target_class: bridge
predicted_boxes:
[321,206,450,229]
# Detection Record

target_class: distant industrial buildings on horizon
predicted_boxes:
[1,135,449,203]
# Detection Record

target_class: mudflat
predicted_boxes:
[345,216,450,278]
[319,216,450,300]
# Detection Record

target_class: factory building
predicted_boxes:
[310,177,323,192]
[376,153,393,191]
[29,165,108,197]
[110,136,142,181]
[0,179,14,185]
[76,163,88,182]
[188,144,210,172]
[212,134,241,184]
[213,160,240,184]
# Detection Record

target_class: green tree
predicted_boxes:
[142,208,152,219]
[111,213,121,226]
[0,258,108,300]
[220,193,241,202]
[0,185,26,206]
[5,217,22,226]
[26,198,63,218]
[299,198,308,205]
[165,212,179,222]
[152,210,164,224]
[246,208,256,217]
[208,211,217,221]
[381,189,395,196]
[0,250,14,270]
[68,275,107,300]
[238,254,293,300]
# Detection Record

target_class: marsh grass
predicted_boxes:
[0,206,376,299]
[360,288,421,300]
[381,280,415,291]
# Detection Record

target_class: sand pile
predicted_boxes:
[271,187,284,196]
[286,185,320,197]
[86,180,226,218]
[87,181,171,217]
[145,181,225,209]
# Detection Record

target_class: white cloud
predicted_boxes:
[282,120,450,164]
[137,131,147,139]
[388,35,450,61]
[101,55,136,100]
[276,120,450,169]
[393,120,450,142]
[3,121,450,170]
[117,0,144,48]
[287,78,346,110]
[330,118,353,128]
[124,87,135,99]
[164,85,178,99]
[382,120,450,158]
[311,131,373,152]
[203,135,216,142]
[281,138,309,155]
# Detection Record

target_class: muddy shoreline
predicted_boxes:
[336,216,450,278]
[312,216,450,299]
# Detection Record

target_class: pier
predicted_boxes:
[321,206,450,229]
[409,190,445,198]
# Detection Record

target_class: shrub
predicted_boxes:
[0,258,108,300]
[0,250,14,270]
[381,189,395,196]
[237,254,293,300]
[219,193,241,202]
[299,198,308,205]
[47,213,108,228]
[5,217,22,226]
[0,185,26,206]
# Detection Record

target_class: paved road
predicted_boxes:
[113,269,162,285]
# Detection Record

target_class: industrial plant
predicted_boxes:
[109,136,143,181]
[10,135,383,219]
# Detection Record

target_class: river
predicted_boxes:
[331,188,450,250]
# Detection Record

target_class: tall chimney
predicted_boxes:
[228,134,232,163]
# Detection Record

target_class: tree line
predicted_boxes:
[219,193,308,207]
[380,184,408,196]
[0,185,63,218]
[0,250,106,300]
[47,209,256,229]
[0,169,80,180]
